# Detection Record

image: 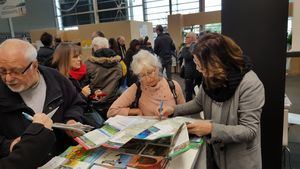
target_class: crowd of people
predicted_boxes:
[0,25,265,169]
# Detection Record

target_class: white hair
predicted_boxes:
[131,50,162,75]
[0,39,37,62]
[24,42,37,62]
[92,37,109,50]
[187,32,197,41]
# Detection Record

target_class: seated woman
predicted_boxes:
[107,50,185,117]
[52,43,91,97]
[51,43,104,127]
[160,33,265,169]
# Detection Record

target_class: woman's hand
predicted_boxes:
[187,120,213,136]
[128,108,143,116]
[92,89,107,101]
[32,113,53,130]
[156,106,174,118]
[81,85,91,97]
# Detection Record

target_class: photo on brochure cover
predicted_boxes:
[141,144,170,157]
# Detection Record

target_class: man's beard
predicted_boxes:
[6,80,28,92]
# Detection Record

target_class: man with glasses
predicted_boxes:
[0,39,85,164]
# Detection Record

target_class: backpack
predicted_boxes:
[130,79,178,108]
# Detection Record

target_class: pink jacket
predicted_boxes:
[107,78,185,117]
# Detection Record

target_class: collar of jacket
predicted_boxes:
[38,66,63,114]
[88,55,121,64]
[0,66,63,115]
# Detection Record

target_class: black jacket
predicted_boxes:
[124,49,138,86]
[0,123,56,169]
[154,33,176,61]
[37,47,54,67]
[0,66,85,160]
[181,46,197,79]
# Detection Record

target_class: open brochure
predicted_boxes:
[40,116,203,169]
[52,122,94,135]
[74,116,202,158]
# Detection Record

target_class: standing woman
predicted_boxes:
[161,33,265,169]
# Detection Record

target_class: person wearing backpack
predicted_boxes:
[107,50,185,117]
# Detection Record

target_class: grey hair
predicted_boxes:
[0,39,37,62]
[131,50,162,75]
[92,37,109,50]
[24,42,37,62]
[187,32,197,41]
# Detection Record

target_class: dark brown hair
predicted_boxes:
[192,33,245,89]
[52,42,74,77]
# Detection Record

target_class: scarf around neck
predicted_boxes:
[69,64,87,80]
[202,55,253,102]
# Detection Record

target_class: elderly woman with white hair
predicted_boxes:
[85,37,123,119]
[107,50,185,117]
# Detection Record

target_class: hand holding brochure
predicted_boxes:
[22,112,94,135]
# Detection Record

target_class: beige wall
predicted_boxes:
[30,20,153,59]
[30,28,60,43]
[130,21,154,46]
[168,11,221,50]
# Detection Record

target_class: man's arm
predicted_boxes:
[0,136,14,158]
[0,123,55,169]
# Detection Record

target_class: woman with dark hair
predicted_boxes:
[160,33,265,169]
[124,39,140,86]
[140,36,154,53]
[109,38,121,58]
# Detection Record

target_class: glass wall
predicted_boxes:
[54,0,222,30]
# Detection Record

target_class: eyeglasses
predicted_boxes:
[0,62,33,77]
[139,69,156,79]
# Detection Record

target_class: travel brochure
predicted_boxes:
[40,116,203,169]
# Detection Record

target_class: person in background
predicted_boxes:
[124,39,140,86]
[91,31,105,39]
[0,39,85,162]
[154,25,176,80]
[0,113,55,169]
[86,37,122,119]
[107,50,185,118]
[117,36,126,59]
[91,31,106,56]
[140,36,154,53]
[160,33,265,169]
[180,32,202,101]
[54,37,62,49]
[109,38,120,56]
[37,32,54,67]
